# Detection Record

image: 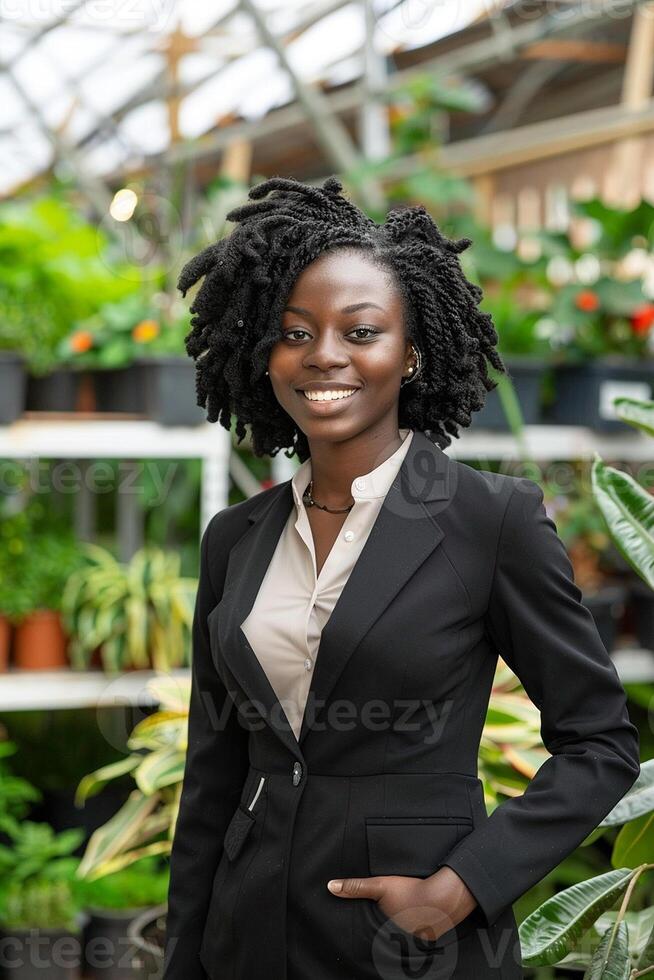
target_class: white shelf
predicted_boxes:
[0,668,190,711]
[0,416,232,534]
[0,418,650,461]
[0,651,651,711]
[448,425,653,461]
[0,418,220,459]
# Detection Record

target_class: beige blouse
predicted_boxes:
[241,427,415,741]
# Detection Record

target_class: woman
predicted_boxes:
[162,176,640,980]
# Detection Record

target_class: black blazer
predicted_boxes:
[163,429,640,980]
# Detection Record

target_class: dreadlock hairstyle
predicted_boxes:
[179,174,507,462]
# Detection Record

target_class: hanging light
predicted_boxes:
[110,188,138,222]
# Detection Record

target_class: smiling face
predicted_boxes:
[267,248,415,444]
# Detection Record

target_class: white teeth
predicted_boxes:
[302,389,357,402]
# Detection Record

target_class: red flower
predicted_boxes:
[631,303,654,336]
[575,290,600,312]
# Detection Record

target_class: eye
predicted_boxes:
[348,326,380,341]
[283,329,311,342]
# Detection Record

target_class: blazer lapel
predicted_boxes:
[211,430,453,761]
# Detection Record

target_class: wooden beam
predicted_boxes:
[520,39,627,63]
[607,5,654,206]
[118,0,648,172]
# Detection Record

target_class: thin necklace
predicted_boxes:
[302,480,354,513]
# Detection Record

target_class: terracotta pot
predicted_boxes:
[13,609,68,670]
[0,614,10,671]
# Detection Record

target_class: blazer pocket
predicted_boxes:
[365,816,473,879]
[224,805,255,861]
[223,775,266,862]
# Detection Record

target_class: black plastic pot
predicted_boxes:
[582,584,627,653]
[92,365,147,415]
[472,356,546,430]
[25,369,80,412]
[84,906,153,979]
[547,357,654,431]
[137,356,206,427]
[0,923,85,979]
[0,350,26,424]
[126,904,165,979]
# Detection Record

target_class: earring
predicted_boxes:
[400,345,422,387]
[265,370,269,375]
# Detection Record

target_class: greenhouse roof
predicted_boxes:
[0,0,501,195]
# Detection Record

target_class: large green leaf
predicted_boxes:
[613,396,654,436]
[612,813,654,868]
[591,455,654,587]
[519,868,635,966]
[75,791,159,880]
[595,907,654,967]
[600,760,654,827]
[74,755,141,807]
[582,920,630,979]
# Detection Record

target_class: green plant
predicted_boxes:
[0,820,85,932]
[57,292,189,370]
[591,395,654,589]
[0,499,86,622]
[0,196,142,374]
[61,544,196,672]
[74,675,188,880]
[0,741,41,828]
[77,856,169,911]
[518,760,654,976]
[534,197,654,361]
[0,879,81,932]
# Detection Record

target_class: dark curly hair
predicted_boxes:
[179,174,507,461]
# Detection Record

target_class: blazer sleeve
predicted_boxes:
[437,477,641,928]
[162,514,250,980]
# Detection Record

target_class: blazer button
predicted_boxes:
[292,762,303,786]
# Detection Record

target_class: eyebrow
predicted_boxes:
[283,301,385,318]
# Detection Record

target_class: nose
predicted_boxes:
[302,330,350,372]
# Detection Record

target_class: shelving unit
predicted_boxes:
[1,417,653,708]
[0,668,190,712]
[0,416,232,534]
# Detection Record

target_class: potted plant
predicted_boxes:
[58,294,206,426]
[538,197,654,431]
[0,195,140,415]
[0,820,88,980]
[0,500,86,670]
[61,545,196,673]
[437,210,554,431]
[78,857,169,980]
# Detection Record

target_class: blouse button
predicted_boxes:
[304,658,312,671]
[344,530,355,542]
[354,478,366,491]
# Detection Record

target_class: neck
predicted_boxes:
[306,421,405,509]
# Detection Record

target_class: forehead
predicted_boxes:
[286,248,399,303]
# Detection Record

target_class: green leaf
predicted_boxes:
[600,760,654,826]
[613,396,654,436]
[591,455,654,588]
[519,868,635,967]
[612,812,654,868]
[582,920,630,979]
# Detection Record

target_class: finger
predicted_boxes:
[327,877,384,900]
